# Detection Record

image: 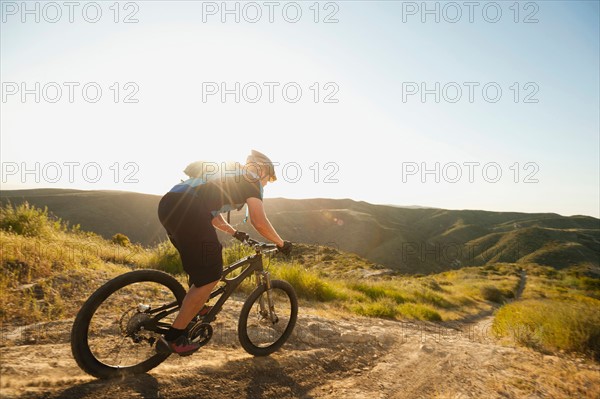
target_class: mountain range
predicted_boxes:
[1,189,598,274]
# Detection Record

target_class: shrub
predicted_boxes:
[422,278,443,291]
[397,303,442,321]
[575,276,600,291]
[273,263,339,302]
[480,285,506,303]
[347,281,406,304]
[493,298,600,359]
[351,298,398,318]
[413,289,454,308]
[148,240,183,276]
[347,282,387,300]
[111,233,131,247]
[0,202,62,237]
[223,242,254,266]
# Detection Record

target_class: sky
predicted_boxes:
[1,1,599,217]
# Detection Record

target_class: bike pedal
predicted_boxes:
[155,339,172,355]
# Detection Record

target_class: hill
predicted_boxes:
[1,202,599,398]
[1,188,598,274]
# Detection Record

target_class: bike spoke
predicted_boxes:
[107,336,129,366]
[245,288,293,348]
[87,281,179,368]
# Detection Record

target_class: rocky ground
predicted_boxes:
[1,295,599,399]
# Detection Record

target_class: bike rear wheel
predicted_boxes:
[238,279,298,356]
[71,270,186,379]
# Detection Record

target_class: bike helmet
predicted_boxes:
[246,150,277,182]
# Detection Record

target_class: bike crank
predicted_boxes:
[188,323,213,346]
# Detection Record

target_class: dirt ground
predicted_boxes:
[1,292,599,399]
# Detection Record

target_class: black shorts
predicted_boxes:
[157,192,223,287]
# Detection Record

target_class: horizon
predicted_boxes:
[2,1,599,218]
[1,185,598,219]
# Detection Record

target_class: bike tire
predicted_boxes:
[71,269,186,379]
[238,279,298,356]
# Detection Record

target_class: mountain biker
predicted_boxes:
[156,150,292,355]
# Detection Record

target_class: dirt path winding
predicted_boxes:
[1,292,599,399]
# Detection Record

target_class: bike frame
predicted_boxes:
[201,248,273,324]
[145,244,277,334]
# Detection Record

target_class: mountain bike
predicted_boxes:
[71,239,298,379]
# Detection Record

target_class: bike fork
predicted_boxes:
[256,271,278,324]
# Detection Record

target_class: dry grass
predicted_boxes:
[2,203,599,361]
[266,261,522,322]
[493,263,600,359]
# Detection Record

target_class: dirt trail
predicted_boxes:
[515,270,527,299]
[1,284,599,399]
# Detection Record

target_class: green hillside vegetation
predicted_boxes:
[0,203,519,325]
[493,264,600,360]
[1,202,599,360]
[0,202,149,324]
[2,189,598,275]
[0,189,165,245]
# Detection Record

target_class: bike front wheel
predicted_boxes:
[238,279,298,356]
[71,270,186,379]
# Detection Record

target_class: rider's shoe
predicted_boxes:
[156,335,201,357]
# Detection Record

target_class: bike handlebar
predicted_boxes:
[244,238,279,253]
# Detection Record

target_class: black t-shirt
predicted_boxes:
[191,174,262,216]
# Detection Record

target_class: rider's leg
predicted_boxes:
[171,279,219,330]
[158,278,220,353]
[157,193,222,352]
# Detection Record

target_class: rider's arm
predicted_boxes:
[211,213,236,235]
[246,197,284,247]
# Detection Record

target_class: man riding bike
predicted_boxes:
[156,150,292,355]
